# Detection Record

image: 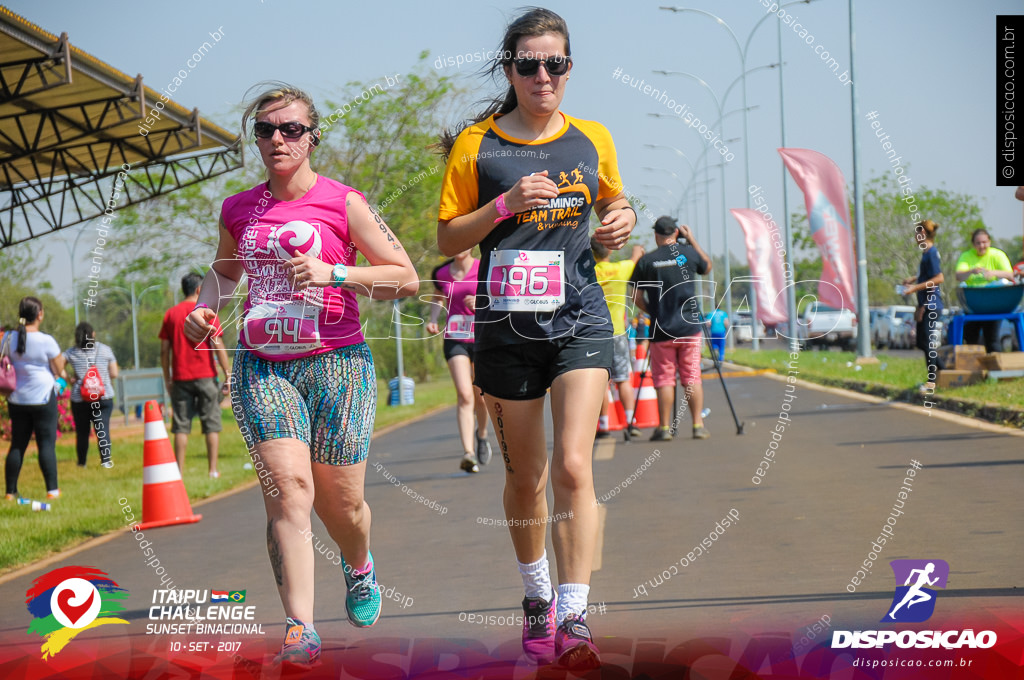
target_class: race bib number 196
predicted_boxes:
[487,250,565,312]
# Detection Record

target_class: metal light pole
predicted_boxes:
[650,70,775,348]
[849,0,871,359]
[60,224,90,326]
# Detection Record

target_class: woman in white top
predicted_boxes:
[4,297,65,500]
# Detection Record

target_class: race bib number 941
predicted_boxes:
[487,250,565,312]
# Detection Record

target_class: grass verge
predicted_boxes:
[0,378,455,574]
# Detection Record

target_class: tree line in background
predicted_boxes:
[4,55,1020,381]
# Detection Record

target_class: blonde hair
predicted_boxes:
[915,219,939,239]
[241,82,321,145]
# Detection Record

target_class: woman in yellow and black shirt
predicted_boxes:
[437,7,635,671]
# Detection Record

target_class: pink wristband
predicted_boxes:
[494,193,513,223]
[193,303,211,313]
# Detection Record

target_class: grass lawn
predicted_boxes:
[0,378,455,574]
[728,348,1024,424]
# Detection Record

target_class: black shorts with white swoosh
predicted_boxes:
[473,337,612,400]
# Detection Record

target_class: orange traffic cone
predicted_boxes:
[135,400,202,530]
[605,383,627,432]
[631,373,660,429]
[633,342,648,374]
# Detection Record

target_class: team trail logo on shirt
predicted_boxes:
[516,167,590,232]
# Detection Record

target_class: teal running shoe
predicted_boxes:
[343,553,382,627]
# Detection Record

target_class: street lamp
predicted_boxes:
[648,93,771,348]
[59,224,91,325]
[102,283,165,369]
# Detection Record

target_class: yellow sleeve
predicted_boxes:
[438,125,484,221]
[619,260,636,280]
[571,118,624,201]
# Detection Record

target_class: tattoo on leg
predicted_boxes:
[494,401,513,473]
[267,518,284,587]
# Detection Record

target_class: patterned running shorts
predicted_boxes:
[231,343,376,466]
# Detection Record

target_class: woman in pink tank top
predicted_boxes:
[183,83,418,667]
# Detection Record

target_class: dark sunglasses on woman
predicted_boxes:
[512,56,571,77]
[253,121,318,142]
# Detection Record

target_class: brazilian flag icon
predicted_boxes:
[229,590,246,602]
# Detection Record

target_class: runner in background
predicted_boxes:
[183,83,417,669]
[426,250,492,473]
[436,8,635,670]
[591,237,643,439]
[706,308,729,362]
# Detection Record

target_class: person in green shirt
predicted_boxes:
[955,228,1014,287]
[955,228,1015,351]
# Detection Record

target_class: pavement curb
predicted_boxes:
[756,370,1024,437]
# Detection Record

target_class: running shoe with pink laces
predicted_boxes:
[554,613,600,670]
[521,593,556,664]
[273,617,321,668]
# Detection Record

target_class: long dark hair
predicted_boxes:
[436,7,571,159]
[16,296,42,355]
[75,322,96,350]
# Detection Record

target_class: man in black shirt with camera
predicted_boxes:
[630,216,713,441]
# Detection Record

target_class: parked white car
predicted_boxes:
[875,305,916,349]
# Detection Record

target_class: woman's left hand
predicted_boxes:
[286,254,334,289]
[593,207,635,250]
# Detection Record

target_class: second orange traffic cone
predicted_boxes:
[135,400,202,530]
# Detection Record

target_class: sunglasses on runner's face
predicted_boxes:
[512,56,571,77]
[253,121,316,140]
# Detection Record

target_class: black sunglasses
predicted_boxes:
[253,121,318,141]
[512,56,571,77]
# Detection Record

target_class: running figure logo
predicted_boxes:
[882,559,949,623]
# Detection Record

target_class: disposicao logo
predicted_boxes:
[25,566,129,659]
[832,559,997,650]
[882,559,948,623]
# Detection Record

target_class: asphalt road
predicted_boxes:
[1,367,1021,678]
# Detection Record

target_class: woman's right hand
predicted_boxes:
[184,307,218,344]
[425,322,441,336]
[502,170,559,214]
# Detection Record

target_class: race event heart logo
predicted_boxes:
[50,578,102,629]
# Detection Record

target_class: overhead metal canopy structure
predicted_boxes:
[0,6,242,248]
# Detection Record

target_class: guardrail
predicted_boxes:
[117,369,166,425]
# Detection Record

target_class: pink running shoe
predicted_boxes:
[554,613,600,670]
[521,593,556,664]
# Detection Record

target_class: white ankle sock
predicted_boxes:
[598,415,609,430]
[517,552,553,601]
[624,409,634,423]
[556,583,590,625]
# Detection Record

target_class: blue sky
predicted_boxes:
[13,0,1022,298]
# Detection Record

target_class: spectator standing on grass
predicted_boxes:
[591,237,643,439]
[62,323,118,467]
[631,217,712,441]
[4,297,64,500]
[900,220,944,394]
[160,272,230,478]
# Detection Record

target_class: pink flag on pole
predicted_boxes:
[731,208,788,327]
[778,148,857,313]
